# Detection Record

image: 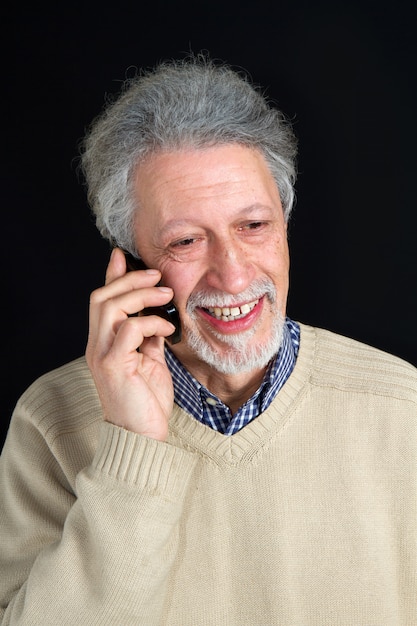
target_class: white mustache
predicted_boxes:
[186,278,277,316]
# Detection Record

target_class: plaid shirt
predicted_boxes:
[165,318,300,435]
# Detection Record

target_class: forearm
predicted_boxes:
[1,422,197,625]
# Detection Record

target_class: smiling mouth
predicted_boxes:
[203,299,259,322]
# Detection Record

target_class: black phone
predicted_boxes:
[124,252,181,344]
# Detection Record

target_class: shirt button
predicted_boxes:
[206,397,218,406]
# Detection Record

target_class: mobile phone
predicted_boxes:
[124,252,181,344]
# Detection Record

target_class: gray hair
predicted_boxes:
[80,54,298,255]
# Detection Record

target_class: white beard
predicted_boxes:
[184,278,286,375]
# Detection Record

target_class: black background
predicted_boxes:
[3,1,417,448]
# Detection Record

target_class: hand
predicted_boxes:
[86,248,176,441]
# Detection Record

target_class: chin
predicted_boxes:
[184,312,286,376]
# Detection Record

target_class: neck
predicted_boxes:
[184,360,268,415]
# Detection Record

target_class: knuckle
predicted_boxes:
[89,286,105,305]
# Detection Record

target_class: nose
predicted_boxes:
[204,237,256,295]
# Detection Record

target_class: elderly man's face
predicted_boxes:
[133,144,290,378]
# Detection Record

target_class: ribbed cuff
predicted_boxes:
[93,422,197,499]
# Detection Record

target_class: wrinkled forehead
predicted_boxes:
[133,144,283,216]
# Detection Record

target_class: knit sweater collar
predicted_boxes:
[167,322,315,465]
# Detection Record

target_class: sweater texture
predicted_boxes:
[1,323,416,625]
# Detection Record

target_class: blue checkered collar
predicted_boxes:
[164,318,300,435]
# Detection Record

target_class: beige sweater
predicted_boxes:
[1,324,416,625]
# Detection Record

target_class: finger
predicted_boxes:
[105,247,127,285]
[92,271,163,309]
[88,268,163,337]
[105,247,162,287]
[91,287,174,356]
[108,315,176,361]
[140,334,171,368]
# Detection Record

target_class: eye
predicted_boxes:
[171,237,198,248]
[239,221,266,232]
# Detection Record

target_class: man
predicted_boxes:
[1,55,416,625]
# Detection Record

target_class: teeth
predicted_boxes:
[206,299,259,321]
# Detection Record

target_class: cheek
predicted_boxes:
[164,266,198,309]
[279,237,290,274]
[267,241,290,278]
[265,245,290,308]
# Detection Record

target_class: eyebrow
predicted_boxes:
[158,204,276,237]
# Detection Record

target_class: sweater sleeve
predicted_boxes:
[0,402,197,625]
